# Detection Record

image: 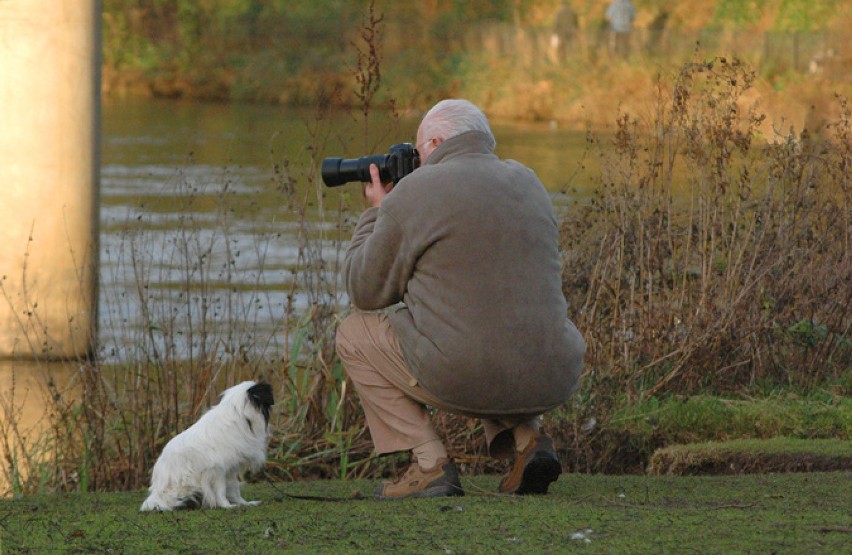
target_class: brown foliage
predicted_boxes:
[561,57,851,400]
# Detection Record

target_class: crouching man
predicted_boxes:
[336,99,586,499]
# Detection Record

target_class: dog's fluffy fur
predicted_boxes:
[140,381,274,511]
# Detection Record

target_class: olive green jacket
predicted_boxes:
[343,130,585,416]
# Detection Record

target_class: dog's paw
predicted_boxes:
[245,500,261,507]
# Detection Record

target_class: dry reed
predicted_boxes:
[557,57,850,467]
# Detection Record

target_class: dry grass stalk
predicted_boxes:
[561,57,850,401]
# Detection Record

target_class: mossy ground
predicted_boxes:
[2,471,849,554]
[648,437,852,475]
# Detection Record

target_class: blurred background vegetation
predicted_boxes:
[102,0,851,131]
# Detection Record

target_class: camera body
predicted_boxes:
[321,143,420,187]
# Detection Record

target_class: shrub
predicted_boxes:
[561,57,850,400]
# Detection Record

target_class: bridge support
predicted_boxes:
[0,0,100,359]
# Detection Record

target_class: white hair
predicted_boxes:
[420,99,496,150]
[140,381,273,511]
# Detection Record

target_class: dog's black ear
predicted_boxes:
[247,382,274,424]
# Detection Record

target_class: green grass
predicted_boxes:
[607,393,852,442]
[648,438,852,475]
[661,437,852,458]
[546,392,851,474]
[1,472,849,553]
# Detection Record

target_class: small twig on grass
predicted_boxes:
[812,526,852,534]
[605,499,757,510]
[705,502,757,510]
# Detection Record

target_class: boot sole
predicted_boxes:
[514,453,562,495]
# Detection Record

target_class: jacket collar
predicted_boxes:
[424,130,495,166]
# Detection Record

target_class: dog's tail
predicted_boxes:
[140,490,203,512]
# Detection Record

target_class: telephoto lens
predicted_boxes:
[321,154,391,187]
[321,143,420,187]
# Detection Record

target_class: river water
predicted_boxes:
[97,97,594,363]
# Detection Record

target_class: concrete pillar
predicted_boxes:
[0,1,100,359]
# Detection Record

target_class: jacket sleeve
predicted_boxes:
[343,206,414,310]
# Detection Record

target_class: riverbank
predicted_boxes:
[2,471,849,553]
[101,1,852,135]
[2,1,848,501]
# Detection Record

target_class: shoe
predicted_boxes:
[498,433,561,495]
[375,458,464,500]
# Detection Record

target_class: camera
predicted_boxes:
[321,143,420,187]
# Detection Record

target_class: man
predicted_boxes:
[605,0,636,58]
[335,99,585,499]
[551,1,579,63]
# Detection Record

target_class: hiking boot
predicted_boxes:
[498,433,561,495]
[375,458,464,500]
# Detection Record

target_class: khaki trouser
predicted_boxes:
[335,311,540,459]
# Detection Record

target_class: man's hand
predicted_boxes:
[364,164,394,208]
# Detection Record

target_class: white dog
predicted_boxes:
[140,381,274,511]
